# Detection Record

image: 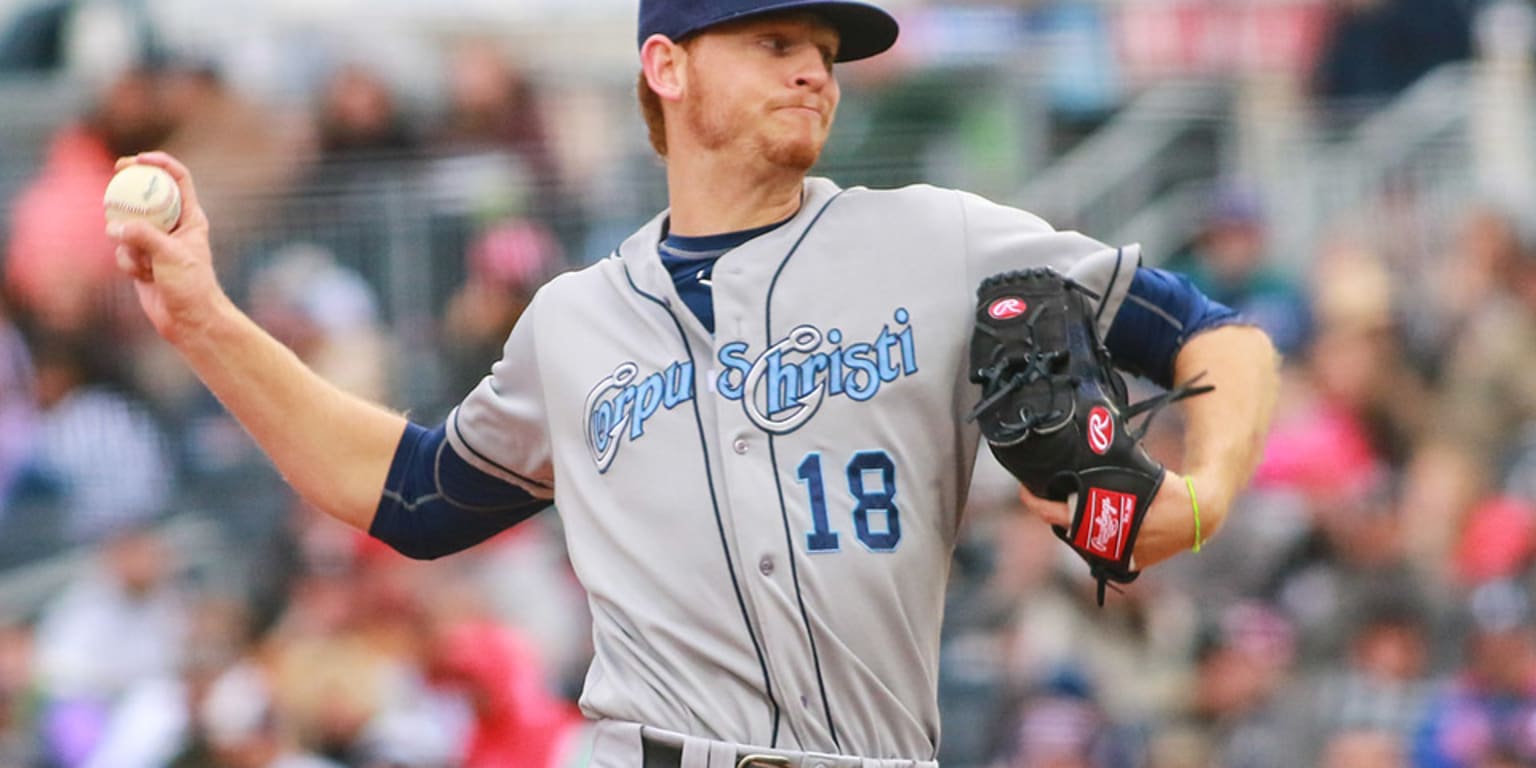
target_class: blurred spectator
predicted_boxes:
[0,297,36,512]
[1308,248,1427,468]
[1153,603,1297,768]
[1320,728,1407,768]
[1286,601,1434,764]
[263,565,406,764]
[80,594,252,768]
[0,623,40,765]
[465,519,592,704]
[32,526,189,767]
[199,660,342,768]
[1264,473,1435,662]
[8,334,173,550]
[432,37,556,191]
[1313,0,1473,102]
[19,333,167,526]
[253,532,584,767]
[1253,248,1425,496]
[315,64,416,164]
[1166,184,1312,356]
[1403,218,1536,575]
[161,60,313,255]
[1411,581,1536,767]
[1453,496,1536,587]
[4,66,173,334]
[1410,206,1530,380]
[247,244,392,403]
[986,669,1141,768]
[441,218,562,399]
[1424,228,1536,469]
[281,64,417,285]
[420,38,570,316]
[415,616,585,768]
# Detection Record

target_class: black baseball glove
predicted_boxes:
[967,267,1212,604]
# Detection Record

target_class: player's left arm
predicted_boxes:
[1022,267,1280,568]
[1154,320,1279,559]
[1118,267,1279,566]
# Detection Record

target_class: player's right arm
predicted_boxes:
[108,152,423,535]
[113,154,551,554]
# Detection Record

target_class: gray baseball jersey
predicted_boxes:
[446,177,1137,761]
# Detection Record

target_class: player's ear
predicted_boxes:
[640,34,686,103]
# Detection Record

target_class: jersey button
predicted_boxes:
[733,438,750,454]
[758,555,774,576]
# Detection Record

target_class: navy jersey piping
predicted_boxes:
[431,437,550,513]
[1124,291,1185,331]
[762,190,846,751]
[1095,246,1126,328]
[449,408,555,492]
[619,256,784,746]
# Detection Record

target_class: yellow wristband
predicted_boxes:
[1184,475,1202,553]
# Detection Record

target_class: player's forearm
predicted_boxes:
[1173,324,1280,534]
[173,297,406,530]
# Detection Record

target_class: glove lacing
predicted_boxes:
[965,303,1074,438]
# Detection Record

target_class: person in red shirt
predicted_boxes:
[422,618,584,768]
[6,67,172,333]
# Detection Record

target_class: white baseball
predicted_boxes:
[103,164,182,233]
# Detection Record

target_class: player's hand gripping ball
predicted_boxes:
[103,163,181,233]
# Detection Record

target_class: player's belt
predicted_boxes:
[641,736,791,768]
[633,725,940,768]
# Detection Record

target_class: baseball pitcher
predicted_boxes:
[108,0,1280,765]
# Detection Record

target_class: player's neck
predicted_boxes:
[665,153,806,236]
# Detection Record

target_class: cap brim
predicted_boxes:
[806,1,900,61]
[700,0,899,62]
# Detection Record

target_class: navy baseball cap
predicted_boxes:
[639,0,899,62]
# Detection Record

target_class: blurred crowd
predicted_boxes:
[0,0,1534,767]
[0,27,591,768]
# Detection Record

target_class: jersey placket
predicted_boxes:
[705,233,843,752]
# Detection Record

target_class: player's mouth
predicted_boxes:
[775,105,828,129]
[773,100,825,117]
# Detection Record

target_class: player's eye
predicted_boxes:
[759,36,792,55]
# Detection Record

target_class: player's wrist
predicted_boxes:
[1179,470,1232,540]
[165,290,242,350]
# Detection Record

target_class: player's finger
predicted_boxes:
[108,220,178,262]
[114,244,153,282]
[124,151,204,212]
[1017,485,1071,527]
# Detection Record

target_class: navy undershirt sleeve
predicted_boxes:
[1104,267,1241,388]
[370,422,551,560]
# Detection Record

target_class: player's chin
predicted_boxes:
[763,135,826,171]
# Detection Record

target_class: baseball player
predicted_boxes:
[108,0,1280,765]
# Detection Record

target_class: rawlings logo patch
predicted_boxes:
[1087,406,1113,454]
[987,297,1027,320]
[1075,488,1137,560]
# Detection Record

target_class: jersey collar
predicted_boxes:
[617,176,844,306]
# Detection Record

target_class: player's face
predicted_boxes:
[682,14,841,171]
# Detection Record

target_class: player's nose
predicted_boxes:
[790,52,832,90]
